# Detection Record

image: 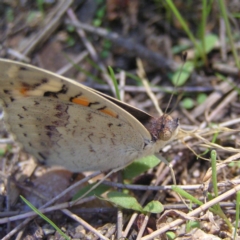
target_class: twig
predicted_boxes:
[206,89,238,122]
[56,51,88,75]
[67,8,115,95]
[136,58,163,115]
[65,19,178,70]
[190,80,233,118]
[22,0,73,56]
[89,83,215,93]
[2,171,101,239]
[141,184,240,240]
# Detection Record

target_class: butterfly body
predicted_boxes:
[0,59,178,172]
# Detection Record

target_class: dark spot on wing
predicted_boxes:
[38,152,47,164]
[3,89,10,94]
[89,101,100,107]
[86,113,93,122]
[43,84,68,98]
[21,82,31,88]
[69,93,82,102]
[89,145,96,153]
[20,67,28,71]
[41,78,48,84]
[97,106,106,111]
[45,125,62,139]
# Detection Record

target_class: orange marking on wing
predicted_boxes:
[100,108,118,118]
[72,96,90,106]
[20,87,28,96]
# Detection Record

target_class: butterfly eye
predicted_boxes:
[159,128,172,141]
[158,115,179,141]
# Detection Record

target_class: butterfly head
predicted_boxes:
[145,114,179,152]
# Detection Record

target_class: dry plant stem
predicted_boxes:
[5,48,30,62]
[62,208,109,240]
[22,0,73,56]
[2,171,101,239]
[181,107,199,125]
[123,213,137,237]
[203,152,240,182]
[136,58,163,115]
[101,178,240,194]
[123,69,171,236]
[66,20,178,69]
[91,83,214,94]
[135,93,163,110]
[15,232,23,240]
[117,209,123,239]
[136,214,149,240]
[220,18,227,61]
[206,90,238,122]
[212,63,240,75]
[124,158,180,237]
[182,118,240,143]
[119,70,126,101]
[190,80,233,118]
[103,181,203,191]
[0,138,13,144]
[117,171,123,239]
[2,197,235,225]
[181,121,240,153]
[0,196,95,224]
[218,118,240,127]
[56,51,88,75]
[67,9,115,94]
[141,184,240,240]
[6,177,11,233]
[3,197,107,240]
[195,134,240,153]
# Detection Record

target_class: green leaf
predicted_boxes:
[66,25,75,32]
[107,191,143,212]
[180,97,194,109]
[123,155,160,180]
[172,186,203,206]
[171,61,194,86]
[186,220,200,233]
[108,66,121,100]
[27,11,42,24]
[195,34,218,57]
[73,183,110,200]
[234,191,240,239]
[6,8,14,22]
[20,196,70,240]
[142,200,164,214]
[166,232,176,240]
[197,93,207,104]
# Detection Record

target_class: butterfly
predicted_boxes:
[0,58,179,172]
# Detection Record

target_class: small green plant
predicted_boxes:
[20,196,70,240]
[107,191,164,214]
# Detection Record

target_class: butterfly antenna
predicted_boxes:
[165,52,188,115]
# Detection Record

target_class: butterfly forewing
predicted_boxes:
[0,59,158,171]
